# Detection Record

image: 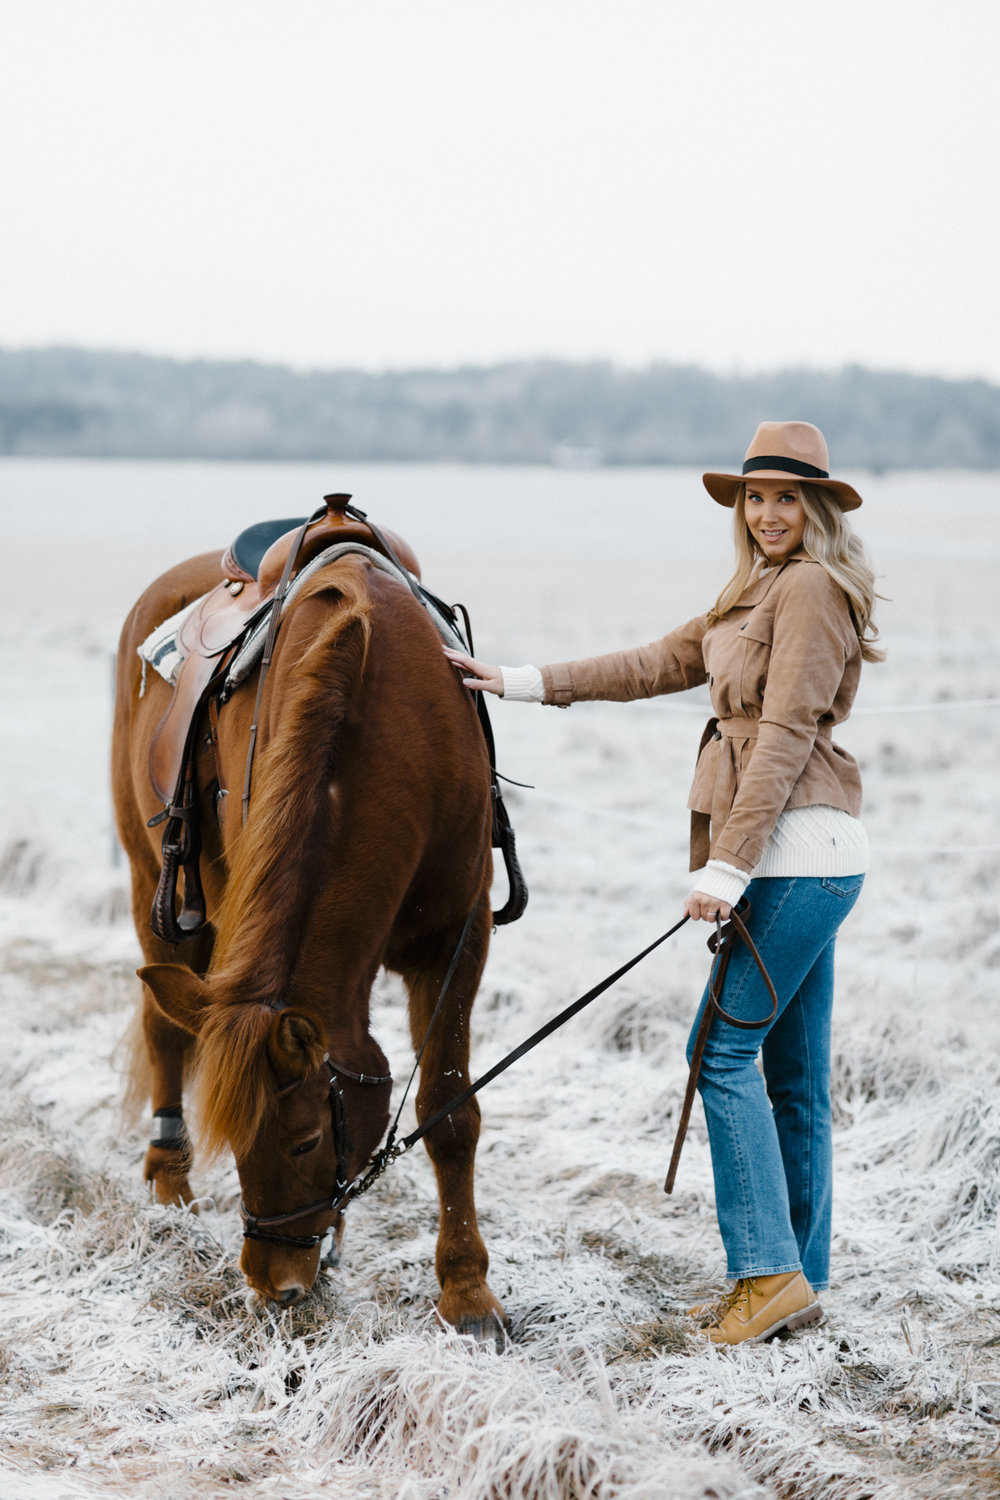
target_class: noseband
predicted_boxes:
[239,1052,392,1250]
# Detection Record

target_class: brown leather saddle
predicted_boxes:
[146,495,527,944]
[148,495,418,804]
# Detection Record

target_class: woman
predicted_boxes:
[445,421,883,1346]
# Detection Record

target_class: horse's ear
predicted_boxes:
[139,964,210,1034]
[268,1010,326,1075]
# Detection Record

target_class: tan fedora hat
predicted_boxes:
[703,421,862,512]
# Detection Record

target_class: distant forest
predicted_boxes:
[2,346,999,468]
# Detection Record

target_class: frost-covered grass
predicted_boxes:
[2,471,1000,1499]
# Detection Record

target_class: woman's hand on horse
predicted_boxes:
[685,891,733,923]
[443,647,504,696]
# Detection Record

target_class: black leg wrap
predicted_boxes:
[151,1108,189,1151]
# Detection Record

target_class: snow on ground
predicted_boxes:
[1,465,999,1499]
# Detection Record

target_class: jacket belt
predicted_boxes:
[688,714,833,871]
[717,715,759,738]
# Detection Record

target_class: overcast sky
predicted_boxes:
[1,0,997,378]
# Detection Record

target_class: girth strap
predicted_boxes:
[148,657,233,944]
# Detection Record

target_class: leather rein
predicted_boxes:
[663,904,777,1193]
[239,903,779,1248]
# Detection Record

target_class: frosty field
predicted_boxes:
[1,459,999,1499]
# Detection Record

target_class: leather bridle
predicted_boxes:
[239,1052,392,1250]
[237,890,480,1253]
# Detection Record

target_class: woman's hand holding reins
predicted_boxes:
[685,891,733,923]
[443,647,504,695]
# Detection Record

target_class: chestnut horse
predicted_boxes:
[114,547,505,1336]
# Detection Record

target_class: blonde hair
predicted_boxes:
[707,482,885,663]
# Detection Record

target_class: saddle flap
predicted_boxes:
[149,650,219,804]
[178,580,265,658]
[151,582,267,805]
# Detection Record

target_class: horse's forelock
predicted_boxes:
[191,998,277,1162]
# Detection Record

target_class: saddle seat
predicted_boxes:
[222,517,304,586]
[222,495,421,589]
[149,495,421,803]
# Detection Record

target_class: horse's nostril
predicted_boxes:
[276,1285,305,1306]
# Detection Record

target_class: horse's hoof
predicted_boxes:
[144,1146,195,1209]
[455,1310,510,1352]
[147,1174,197,1210]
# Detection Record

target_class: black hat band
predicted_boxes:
[742,455,830,480]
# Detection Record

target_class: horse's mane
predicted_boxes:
[192,558,373,1159]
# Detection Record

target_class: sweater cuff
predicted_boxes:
[499,664,544,702]
[690,860,751,908]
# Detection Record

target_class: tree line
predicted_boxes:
[1,345,998,467]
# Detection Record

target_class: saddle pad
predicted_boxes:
[136,598,199,689]
[137,543,467,692]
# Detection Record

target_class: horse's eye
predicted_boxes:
[290,1135,321,1158]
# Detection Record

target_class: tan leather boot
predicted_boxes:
[700,1272,822,1345]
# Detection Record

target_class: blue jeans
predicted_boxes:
[685,874,864,1291]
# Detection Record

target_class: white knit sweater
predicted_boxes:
[498,664,869,906]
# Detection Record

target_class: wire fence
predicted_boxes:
[514,692,1000,856]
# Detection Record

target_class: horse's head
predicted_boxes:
[139,964,392,1307]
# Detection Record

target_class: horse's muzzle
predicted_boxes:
[241,1239,322,1308]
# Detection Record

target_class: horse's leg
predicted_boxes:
[130,859,212,1207]
[399,899,507,1342]
[112,555,225,1209]
[139,984,196,1205]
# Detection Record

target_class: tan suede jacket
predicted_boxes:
[539,553,863,875]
